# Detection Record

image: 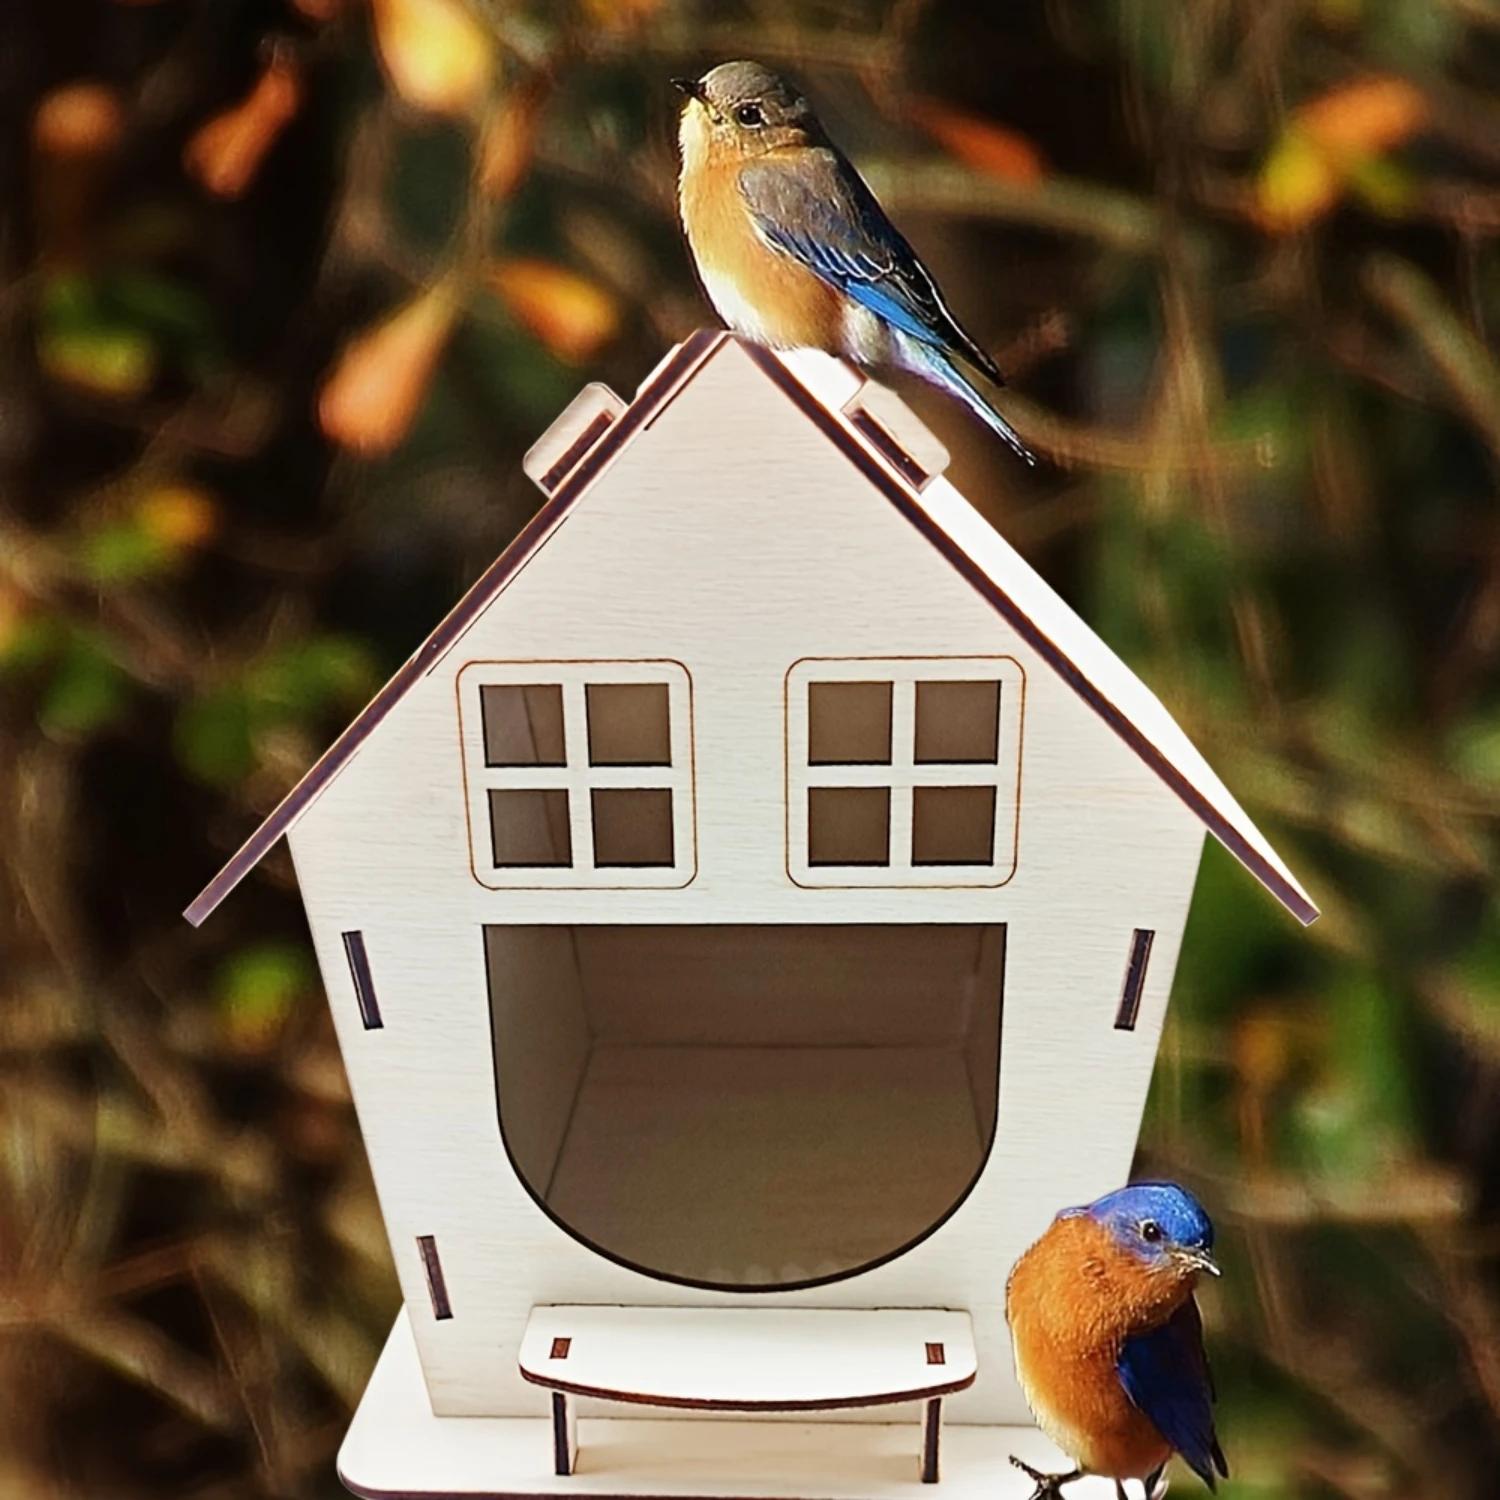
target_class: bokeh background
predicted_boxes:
[6,0,1500,1495]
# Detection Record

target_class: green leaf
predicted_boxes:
[108,270,217,345]
[38,270,97,329]
[38,327,158,397]
[1447,715,1500,786]
[39,638,130,738]
[36,267,223,394]
[243,635,378,717]
[1291,970,1418,1177]
[1347,154,1415,217]
[1173,840,1293,1016]
[217,941,315,1039]
[79,521,170,583]
[0,613,65,673]
[173,690,256,786]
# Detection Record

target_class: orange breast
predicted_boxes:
[1006,1219,1175,1480]
[679,154,843,350]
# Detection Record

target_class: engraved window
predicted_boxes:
[786,657,1023,888]
[459,661,694,889]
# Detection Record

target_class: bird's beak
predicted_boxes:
[671,77,707,105]
[1175,1247,1221,1278]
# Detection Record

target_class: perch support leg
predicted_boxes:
[920,1397,942,1483]
[551,1392,578,1476]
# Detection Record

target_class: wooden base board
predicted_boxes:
[339,1312,1119,1499]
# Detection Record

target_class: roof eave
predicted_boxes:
[183,329,730,927]
[735,342,1320,927]
[184,329,1318,930]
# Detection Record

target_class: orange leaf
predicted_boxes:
[0,584,28,656]
[577,0,667,28]
[318,284,459,454]
[370,0,495,117]
[33,82,124,159]
[907,98,1046,186]
[478,81,548,202]
[136,485,219,549]
[488,260,620,364]
[32,82,126,262]
[184,52,302,200]
[1294,75,1427,158]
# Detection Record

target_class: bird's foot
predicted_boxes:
[1008,1456,1082,1499]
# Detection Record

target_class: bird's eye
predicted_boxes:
[1140,1220,1162,1243]
[734,102,766,128]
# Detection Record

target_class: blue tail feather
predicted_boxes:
[909,348,1036,466]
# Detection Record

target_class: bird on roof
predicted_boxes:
[673,61,1035,466]
[1004,1182,1229,1500]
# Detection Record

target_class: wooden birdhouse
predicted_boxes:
[186,331,1317,1499]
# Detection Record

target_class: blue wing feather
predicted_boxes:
[738,149,1006,384]
[1117,1299,1228,1491]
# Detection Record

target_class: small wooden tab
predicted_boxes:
[341,930,382,1030]
[523,382,626,494]
[416,1235,453,1321]
[1115,928,1155,1031]
[842,379,950,491]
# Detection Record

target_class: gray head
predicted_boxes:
[673,61,819,158]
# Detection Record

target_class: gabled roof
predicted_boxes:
[185,330,1317,927]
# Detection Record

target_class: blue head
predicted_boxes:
[1063,1182,1219,1278]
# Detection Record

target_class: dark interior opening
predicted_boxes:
[485,923,1005,1290]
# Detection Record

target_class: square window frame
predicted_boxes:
[480,682,568,768]
[807,680,894,766]
[585,681,673,768]
[807,785,893,866]
[911,784,998,866]
[785,656,1025,890]
[590,786,676,867]
[914,679,1002,765]
[458,659,697,890]
[488,786,573,867]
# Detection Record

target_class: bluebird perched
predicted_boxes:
[673,61,1035,464]
[1005,1183,1229,1500]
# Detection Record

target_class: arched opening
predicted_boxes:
[486,922,1004,1290]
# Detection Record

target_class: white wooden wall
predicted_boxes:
[287,339,1209,1424]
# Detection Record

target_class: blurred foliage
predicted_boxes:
[4,0,1500,1496]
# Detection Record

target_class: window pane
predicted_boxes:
[591,788,675,867]
[808,786,890,866]
[482,684,566,767]
[914,680,1000,764]
[808,681,892,765]
[912,786,996,865]
[587,683,671,766]
[490,789,572,866]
